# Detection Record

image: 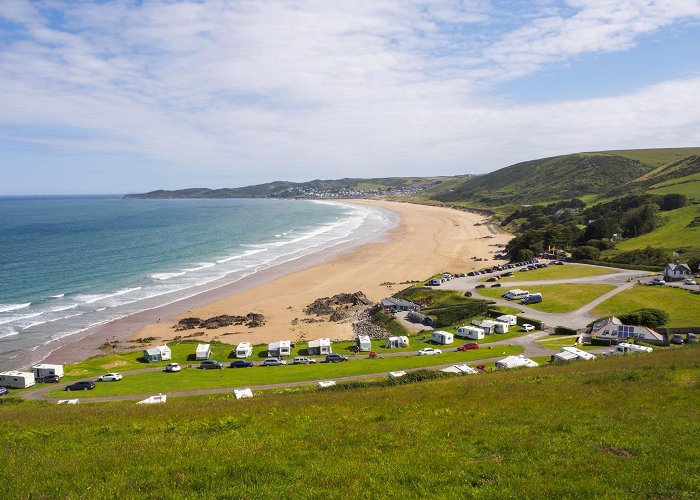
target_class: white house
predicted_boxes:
[385,336,409,348]
[664,262,692,281]
[552,346,596,363]
[589,317,665,345]
[235,342,253,358]
[496,314,517,326]
[456,326,485,340]
[0,371,36,388]
[356,335,372,352]
[268,340,292,357]
[495,355,539,369]
[32,364,64,379]
[308,338,333,355]
[195,343,211,360]
[431,330,454,345]
[381,297,420,312]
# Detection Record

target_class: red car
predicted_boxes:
[457,343,480,351]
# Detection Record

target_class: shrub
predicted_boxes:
[371,311,410,336]
[572,245,601,260]
[516,316,543,330]
[431,302,491,328]
[619,308,671,329]
[554,326,578,335]
[515,248,535,262]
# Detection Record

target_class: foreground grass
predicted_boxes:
[537,338,598,351]
[476,284,616,313]
[590,284,700,327]
[490,263,618,282]
[44,346,524,398]
[2,348,699,498]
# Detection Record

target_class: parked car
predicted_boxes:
[65,381,96,391]
[486,276,499,282]
[199,360,224,369]
[230,360,254,368]
[38,374,61,383]
[97,372,123,382]
[650,278,666,285]
[262,358,287,366]
[457,343,479,351]
[165,363,181,372]
[0,386,8,397]
[520,324,535,332]
[475,284,486,289]
[684,278,697,285]
[490,283,502,288]
[687,333,698,344]
[418,347,442,356]
[672,334,685,345]
[326,354,349,363]
[293,356,317,365]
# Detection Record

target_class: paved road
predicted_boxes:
[439,263,652,329]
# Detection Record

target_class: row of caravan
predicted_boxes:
[0,363,66,389]
[503,289,543,304]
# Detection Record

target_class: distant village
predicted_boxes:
[270,183,437,199]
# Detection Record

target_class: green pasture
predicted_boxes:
[476,284,617,313]
[614,204,700,251]
[488,263,620,282]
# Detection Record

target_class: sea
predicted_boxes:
[0,196,394,371]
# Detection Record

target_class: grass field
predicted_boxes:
[476,284,616,313]
[537,338,598,351]
[488,263,619,282]
[44,346,525,398]
[590,284,700,327]
[614,204,700,251]
[648,175,700,201]
[2,348,699,498]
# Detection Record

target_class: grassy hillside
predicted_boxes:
[423,153,656,207]
[612,204,700,251]
[1,348,698,498]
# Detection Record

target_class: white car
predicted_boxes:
[520,324,535,332]
[684,278,697,285]
[165,363,181,372]
[418,347,442,356]
[97,372,123,382]
[650,278,665,285]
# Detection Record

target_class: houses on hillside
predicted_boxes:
[664,261,692,281]
[589,317,665,345]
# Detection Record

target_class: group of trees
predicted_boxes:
[503,193,688,263]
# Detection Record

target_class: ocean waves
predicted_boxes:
[0,198,393,370]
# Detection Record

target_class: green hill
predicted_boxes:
[1,348,698,498]
[422,148,700,208]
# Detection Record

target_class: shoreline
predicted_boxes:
[39,200,511,367]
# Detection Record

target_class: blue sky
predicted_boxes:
[1,0,699,195]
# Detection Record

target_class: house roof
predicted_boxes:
[666,262,691,273]
[381,297,419,308]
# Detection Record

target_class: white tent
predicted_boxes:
[385,336,409,348]
[495,355,539,369]
[137,394,167,404]
[388,371,407,379]
[440,364,479,375]
[317,380,336,388]
[234,388,254,399]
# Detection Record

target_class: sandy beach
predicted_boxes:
[127,200,511,348]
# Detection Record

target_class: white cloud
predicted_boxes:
[0,0,699,192]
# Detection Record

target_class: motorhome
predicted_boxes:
[456,326,485,340]
[505,290,529,300]
[521,293,542,305]
[235,342,253,358]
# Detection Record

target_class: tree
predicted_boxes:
[660,193,688,211]
[621,203,659,237]
[572,245,601,260]
[515,248,535,262]
[619,308,670,329]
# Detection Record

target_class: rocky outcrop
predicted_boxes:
[175,313,265,331]
[304,292,372,320]
[352,311,389,339]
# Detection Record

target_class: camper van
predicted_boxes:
[431,331,454,345]
[505,290,529,300]
[235,342,253,358]
[606,343,653,356]
[456,326,485,340]
[521,293,542,304]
